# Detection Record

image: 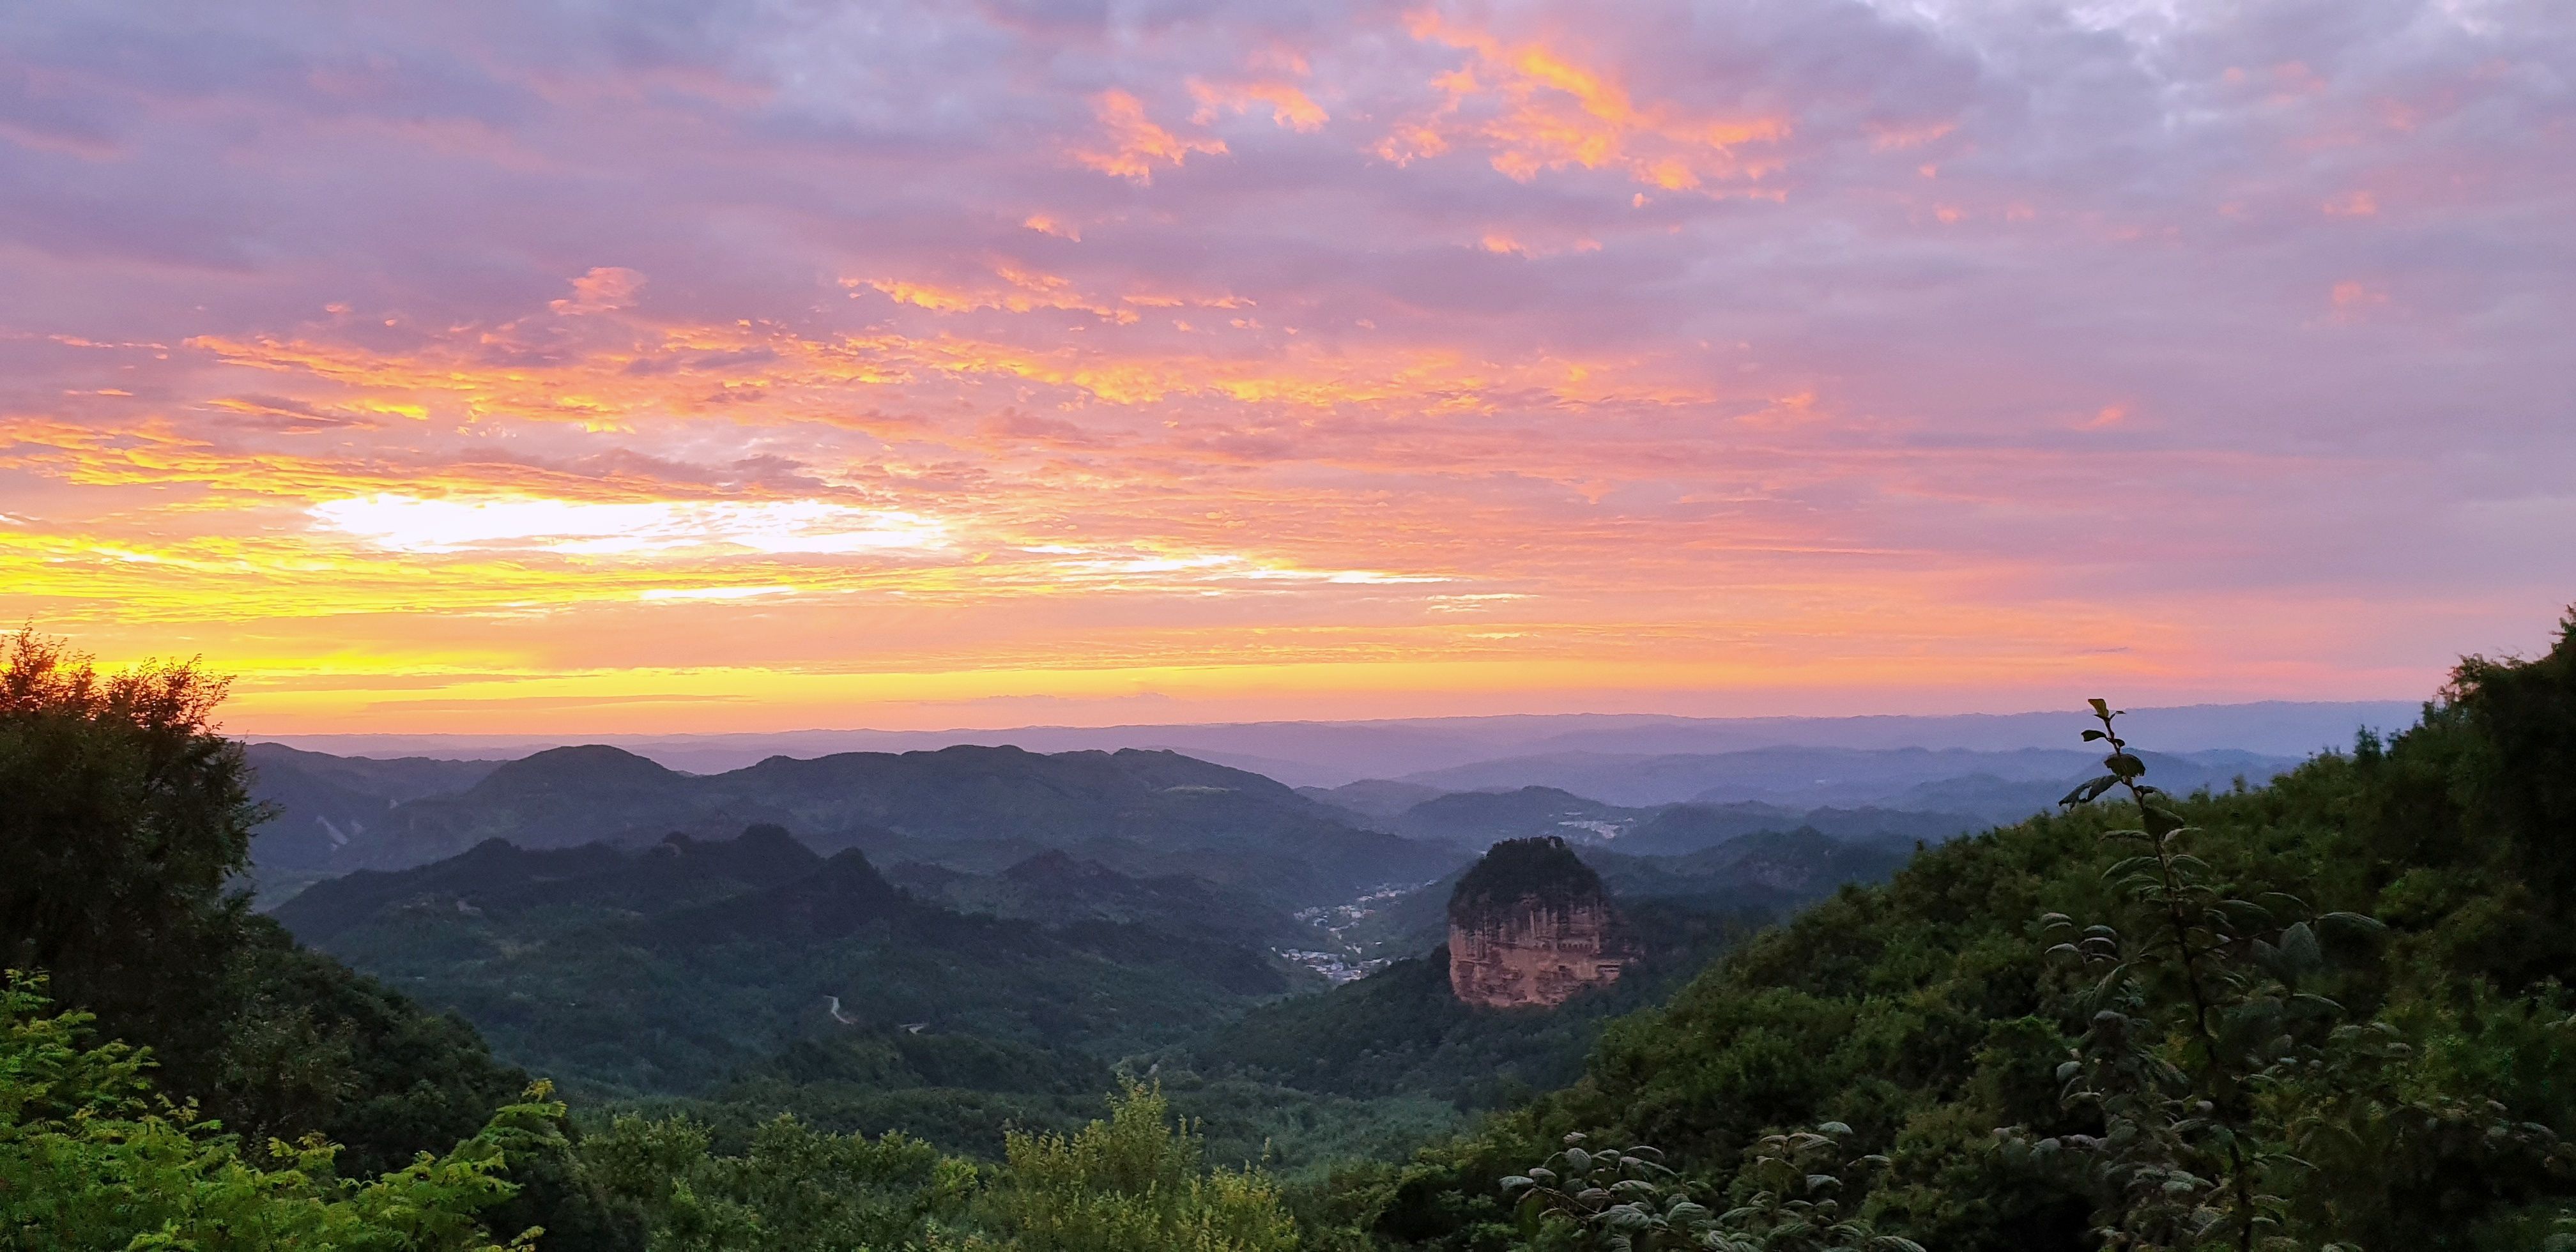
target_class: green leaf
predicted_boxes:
[2062,775,2121,805]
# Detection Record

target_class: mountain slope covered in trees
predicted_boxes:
[273,828,1296,1100]
[1322,618,2576,1251]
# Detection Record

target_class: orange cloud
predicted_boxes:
[1190,78,1330,132]
[1071,89,1227,184]
[852,263,1138,321]
[1022,214,1080,240]
[1384,14,1789,192]
[187,293,1708,426]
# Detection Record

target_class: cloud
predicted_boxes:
[364,692,754,711]
[551,267,647,314]
[1190,77,1329,132]
[1070,89,1227,183]
[306,494,951,556]
[1382,12,1790,191]
[0,0,2569,728]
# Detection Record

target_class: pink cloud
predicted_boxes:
[551,267,646,314]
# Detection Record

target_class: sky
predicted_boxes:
[3,0,2571,734]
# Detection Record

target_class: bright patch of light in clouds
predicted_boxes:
[638,586,799,601]
[1045,552,1446,584]
[309,496,949,557]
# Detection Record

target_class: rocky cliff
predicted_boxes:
[1446,836,1636,1009]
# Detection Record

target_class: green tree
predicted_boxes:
[2002,702,2562,1251]
[1,972,550,1251]
[1504,1127,1922,1251]
[982,1080,1299,1252]
[0,631,260,1073]
[583,1111,976,1250]
[0,631,638,1249]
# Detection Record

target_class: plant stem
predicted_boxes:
[2097,709,2257,1252]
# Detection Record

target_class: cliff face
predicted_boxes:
[1446,837,1636,1009]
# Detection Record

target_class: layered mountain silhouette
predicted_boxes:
[1390,744,2294,811]
[1303,777,1981,853]
[241,742,505,899]
[250,742,1462,908]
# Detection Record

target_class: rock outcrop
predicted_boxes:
[1446,836,1636,1009]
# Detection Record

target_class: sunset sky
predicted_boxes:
[3,0,2570,733]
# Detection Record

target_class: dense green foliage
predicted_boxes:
[1333,616,2576,1250]
[980,1081,1299,1252]
[3,971,1298,1252]
[1,973,555,1251]
[0,634,633,1248]
[1450,838,1612,916]
[1503,1127,1922,1252]
[579,1105,977,1249]
[574,1081,1298,1251]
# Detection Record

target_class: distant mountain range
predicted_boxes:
[1376,745,2296,813]
[1289,744,2288,855]
[244,741,1460,910]
[249,699,2414,785]
[247,733,2301,913]
[1302,782,1975,848]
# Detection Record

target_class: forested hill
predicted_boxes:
[25,615,2576,1252]
[247,740,1462,908]
[270,827,1298,1100]
[1336,618,2576,1251]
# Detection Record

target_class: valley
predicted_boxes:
[22,622,2576,1250]
[238,728,1995,1170]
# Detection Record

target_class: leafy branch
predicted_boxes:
[2005,701,2389,1252]
[1504,1127,1923,1252]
